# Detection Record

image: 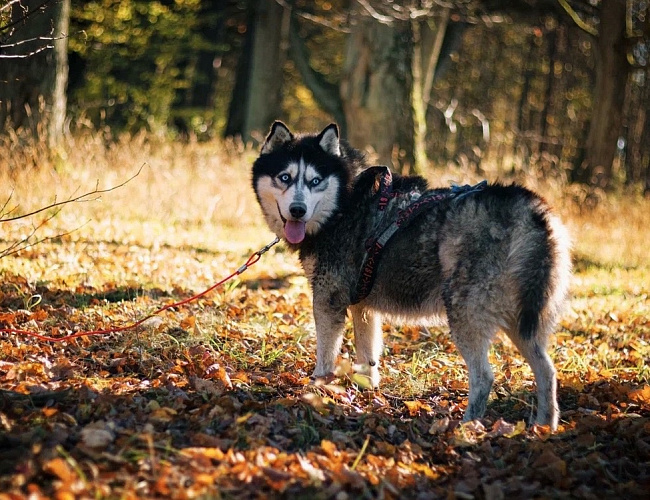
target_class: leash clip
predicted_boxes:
[236,236,281,275]
[258,235,281,255]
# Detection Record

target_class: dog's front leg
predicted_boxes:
[312,296,347,379]
[350,305,381,388]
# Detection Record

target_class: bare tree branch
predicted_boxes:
[0,41,51,57]
[1,222,90,258]
[1,205,65,258]
[0,1,64,58]
[556,0,598,36]
[1,33,66,47]
[0,164,145,223]
[273,0,351,33]
[288,22,347,133]
[0,0,54,34]
[0,0,25,14]
[356,0,395,25]
[0,165,145,258]
[0,188,15,217]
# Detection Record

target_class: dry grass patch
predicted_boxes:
[1,132,649,499]
[2,130,271,255]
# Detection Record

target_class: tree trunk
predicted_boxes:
[288,23,347,135]
[49,0,70,148]
[539,27,557,155]
[189,4,225,109]
[340,16,414,170]
[422,10,451,107]
[581,0,628,187]
[0,0,69,145]
[242,0,289,142]
[514,33,536,167]
[224,6,255,138]
[411,20,428,174]
[625,65,649,185]
[412,10,450,173]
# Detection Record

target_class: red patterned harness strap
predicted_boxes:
[351,169,487,305]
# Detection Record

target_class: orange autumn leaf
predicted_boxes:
[43,458,74,482]
[0,312,17,325]
[42,407,58,417]
[629,385,650,404]
[181,447,226,462]
[180,315,196,329]
[404,400,422,416]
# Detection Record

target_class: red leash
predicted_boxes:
[0,237,280,342]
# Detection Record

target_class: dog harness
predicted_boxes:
[351,168,487,304]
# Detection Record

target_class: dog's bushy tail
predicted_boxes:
[519,201,573,341]
[518,290,547,340]
[514,213,553,340]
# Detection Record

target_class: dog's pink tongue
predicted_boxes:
[284,220,306,244]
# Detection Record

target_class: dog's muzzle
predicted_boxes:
[289,202,307,219]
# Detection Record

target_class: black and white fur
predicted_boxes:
[252,122,572,430]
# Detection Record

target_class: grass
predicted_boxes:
[2,130,650,389]
[1,130,649,498]
[2,130,649,393]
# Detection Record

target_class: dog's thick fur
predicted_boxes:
[252,122,572,429]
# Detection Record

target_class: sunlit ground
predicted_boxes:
[0,132,648,498]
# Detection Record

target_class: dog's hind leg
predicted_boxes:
[350,305,382,388]
[451,329,495,422]
[507,333,559,430]
[443,272,496,421]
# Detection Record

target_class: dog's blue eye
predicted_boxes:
[278,173,291,183]
[310,178,321,187]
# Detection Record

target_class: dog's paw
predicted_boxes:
[352,363,380,390]
[310,372,338,385]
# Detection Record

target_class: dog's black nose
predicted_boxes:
[289,202,307,219]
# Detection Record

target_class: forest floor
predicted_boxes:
[0,136,649,499]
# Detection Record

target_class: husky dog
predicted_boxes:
[252,121,571,430]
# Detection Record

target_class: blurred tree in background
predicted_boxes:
[68,0,209,134]
[0,0,70,147]
[1,0,648,191]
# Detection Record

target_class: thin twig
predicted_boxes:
[0,43,52,58]
[1,205,64,258]
[0,188,15,216]
[356,0,394,24]
[556,0,598,36]
[297,10,351,33]
[1,33,68,47]
[273,0,351,33]
[1,217,90,259]
[0,0,23,14]
[350,435,370,470]
[0,164,145,223]
[0,0,53,35]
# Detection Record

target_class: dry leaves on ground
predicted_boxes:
[0,231,649,499]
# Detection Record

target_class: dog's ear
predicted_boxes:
[261,121,293,154]
[317,124,341,156]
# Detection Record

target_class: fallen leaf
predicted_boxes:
[80,421,115,449]
[191,376,225,397]
[629,385,650,404]
[149,407,178,423]
[43,457,74,482]
[487,419,526,438]
[428,417,450,435]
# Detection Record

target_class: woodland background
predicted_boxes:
[0,1,650,499]
[1,0,649,189]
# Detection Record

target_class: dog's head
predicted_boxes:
[252,121,360,245]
